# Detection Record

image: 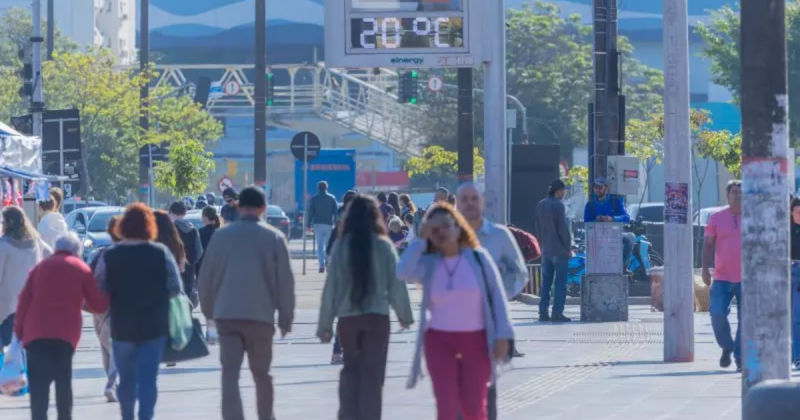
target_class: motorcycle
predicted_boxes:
[564,223,663,297]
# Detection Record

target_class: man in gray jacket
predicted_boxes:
[535,179,573,322]
[198,186,295,420]
[306,180,338,273]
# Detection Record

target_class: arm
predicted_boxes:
[191,229,203,264]
[317,242,343,339]
[385,241,414,326]
[306,197,316,226]
[197,236,219,320]
[273,233,296,333]
[14,269,35,341]
[612,197,631,223]
[702,237,716,273]
[555,202,573,252]
[161,245,184,298]
[40,241,53,259]
[499,227,529,298]
[82,270,109,314]
[395,238,427,283]
[479,250,515,340]
[583,202,595,223]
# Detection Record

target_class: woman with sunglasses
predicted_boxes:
[396,203,514,420]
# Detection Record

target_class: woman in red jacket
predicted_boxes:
[14,233,108,420]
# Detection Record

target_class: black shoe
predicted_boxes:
[319,267,325,274]
[511,349,526,358]
[551,314,572,323]
[735,359,742,372]
[539,313,550,322]
[719,349,732,368]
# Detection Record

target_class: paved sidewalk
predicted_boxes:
[2,302,785,420]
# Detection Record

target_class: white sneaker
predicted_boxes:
[104,386,117,403]
[206,326,219,345]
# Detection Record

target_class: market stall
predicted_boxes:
[0,122,65,222]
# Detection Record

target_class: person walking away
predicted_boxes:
[317,195,414,420]
[791,196,800,369]
[221,187,240,223]
[376,192,395,224]
[325,190,357,365]
[37,187,68,249]
[397,203,514,420]
[153,211,187,367]
[198,206,222,344]
[0,206,52,353]
[388,216,407,251]
[198,187,295,420]
[399,194,424,235]
[306,181,338,273]
[94,203,184,420]
[169,201,204,307]
[87,216,123,402]
[702,180,743,371]
[14,233,109,420]
[583,177,636,271]
[387,192,402,217]
[534,180,573,322]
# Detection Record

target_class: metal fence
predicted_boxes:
[524,263,543,296]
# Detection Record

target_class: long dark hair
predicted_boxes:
[340,195,388,308]
[387,192,401,216]
[1,206,37,241]
[154,210,186,267]
[202,206,222,229]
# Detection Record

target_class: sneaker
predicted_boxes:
[719,349,732,368]
[206,326,219,345]
[104,386,117,403]
[551,314,572,323]
[793,360,800,371]
[166,362,176,367]
[511,348,526,358]
[331,353,344,365]
[735,359,742,372]
[539,313,550,322]
[319,267,326,274]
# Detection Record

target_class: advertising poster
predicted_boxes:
[664,182,689,224]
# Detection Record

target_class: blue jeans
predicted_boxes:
[792,262,800,363]
[332,334,342,355]
[313,224,333,267]
[539,256,569,316]
[710,280,742,362]
[113,337,167,420]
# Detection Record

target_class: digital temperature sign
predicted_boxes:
[325,0,485,68]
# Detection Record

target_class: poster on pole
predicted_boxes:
[664,182,689,224]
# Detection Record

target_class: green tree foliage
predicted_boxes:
[696,1,800,145]
[406,146,485,188]
[0,7,78,67]
[564,164,588,196]
[154,135,216,197]
[416,1,663,159]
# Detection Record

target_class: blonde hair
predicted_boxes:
[388,215,404,230]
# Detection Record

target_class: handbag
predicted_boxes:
[0,335,28,396]
[473,251,496,327]
[168,294,193,351]
[162,318,209,364]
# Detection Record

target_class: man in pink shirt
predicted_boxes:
[702,180,742,370]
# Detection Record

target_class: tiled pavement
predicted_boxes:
[1,264,793,420]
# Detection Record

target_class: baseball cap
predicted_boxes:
[593,177,609,186]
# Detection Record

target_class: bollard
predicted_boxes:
[742,380,800,420]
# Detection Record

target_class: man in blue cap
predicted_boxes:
[583,177,636,270]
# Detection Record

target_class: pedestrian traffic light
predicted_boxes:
[397,71,419,104]
[266,72,275,106]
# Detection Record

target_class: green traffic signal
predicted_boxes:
[411,71,418,78]
[410,98,417,104]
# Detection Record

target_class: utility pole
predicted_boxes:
[740,0,791,396]
[139,0,150,203]
[457,68,474,184]
[46,0,53,60]
[591,0,621,182]
[254,0,267,187]
[662,0,694,363]
[483,0,507,223]
[31,0,44,139]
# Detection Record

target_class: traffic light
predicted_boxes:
[18,44,33,101]
[398,71,419,104]
[266,72,275,106]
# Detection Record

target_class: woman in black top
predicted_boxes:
[197,206,222,344]
[94,203,183,420]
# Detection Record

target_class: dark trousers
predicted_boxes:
[336,314,390,420]
[0,313,14,348]
[217,320,275,420]
[27,339,75,420]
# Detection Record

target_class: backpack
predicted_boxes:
[506,224,542,263]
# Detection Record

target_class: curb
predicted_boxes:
[515,293,652,307]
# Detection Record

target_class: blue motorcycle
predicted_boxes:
[565,233,663,297]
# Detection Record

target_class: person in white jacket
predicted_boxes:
[37,187,68,249]
[0,205,53,351]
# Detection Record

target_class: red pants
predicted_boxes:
[424,329,490,420]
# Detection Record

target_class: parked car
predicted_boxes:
[61,198,108,215]
[266,205,291,238]
[285,209,306,240]
[627,203,664,224]
[65,206,125,260]
[694,206,727,227]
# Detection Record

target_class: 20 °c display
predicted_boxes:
[350,17,465,50]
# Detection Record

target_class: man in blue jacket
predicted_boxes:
[583,177,636,271]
